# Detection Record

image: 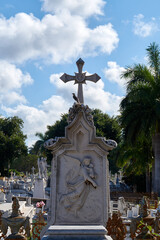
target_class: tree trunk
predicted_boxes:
[152,161,155,193]
[152,133,160,196]
[146,165,150,193]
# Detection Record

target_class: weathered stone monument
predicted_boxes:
[0,189,5,202]
[33,178,46,199]
[41,59,117,240]
[38,157,48,180]
[33,157,48,199]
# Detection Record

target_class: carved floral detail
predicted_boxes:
[68,103,94,126]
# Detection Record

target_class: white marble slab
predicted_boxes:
[42,225,113,240]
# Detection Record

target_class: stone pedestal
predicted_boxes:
[6,234,27,239]
[42,225,112,240]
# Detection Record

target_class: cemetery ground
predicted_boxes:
[0,173,160,239]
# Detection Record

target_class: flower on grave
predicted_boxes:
[0,188,4,193]
[36,201,45,208]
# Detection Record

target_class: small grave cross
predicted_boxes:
[60,58,100,104]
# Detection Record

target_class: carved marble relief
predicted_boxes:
[59,155,97,217]
[56,152,103,224]
[68,103,94,126]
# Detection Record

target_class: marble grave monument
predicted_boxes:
[41,59,117,240]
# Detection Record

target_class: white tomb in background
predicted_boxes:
[41,59,117,240]
[33,156,48,199]
[33,178,46,199]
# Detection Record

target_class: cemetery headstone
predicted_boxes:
[26,197,31,206]
[41,59,117,240]
[6,191,13,203]
[33,178,46,199]
[132,206,139,217]
[0,190,5,202]
[3,180,8,188]
[118,197,127,216]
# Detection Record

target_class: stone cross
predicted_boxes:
[60,58,100,104]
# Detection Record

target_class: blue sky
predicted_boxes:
[0,0,160,147]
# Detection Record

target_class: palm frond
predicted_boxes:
[146,42,160,78]
[120,97,156,143]
[121,64,154,93]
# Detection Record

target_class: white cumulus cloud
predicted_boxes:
[0,12,119,64]
[86,24,119,55]
[133,14,158,37]
[2,95,71,147]
[0,60,33,92]
[1,92,27,105]
[104,61,125,89]
[41,0,105,18]
[0,60,33,105]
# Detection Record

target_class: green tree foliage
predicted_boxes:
[45,114,68,140]
[0,116,27,175]
[31,132,47,156]
[92,109,121,173]
[11,154,38,173]
[110,136,153,191]
[32,110,121,173]
[92,109,121,142]
[30,114,68,162]
[119,42,160,193]
[113,137,153,175]
[120,42,160,142]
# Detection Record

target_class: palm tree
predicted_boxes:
[111,135,153,192]
[31,132,47,156]
[120,42,160,195]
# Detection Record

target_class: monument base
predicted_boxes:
[41,225,112,240]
